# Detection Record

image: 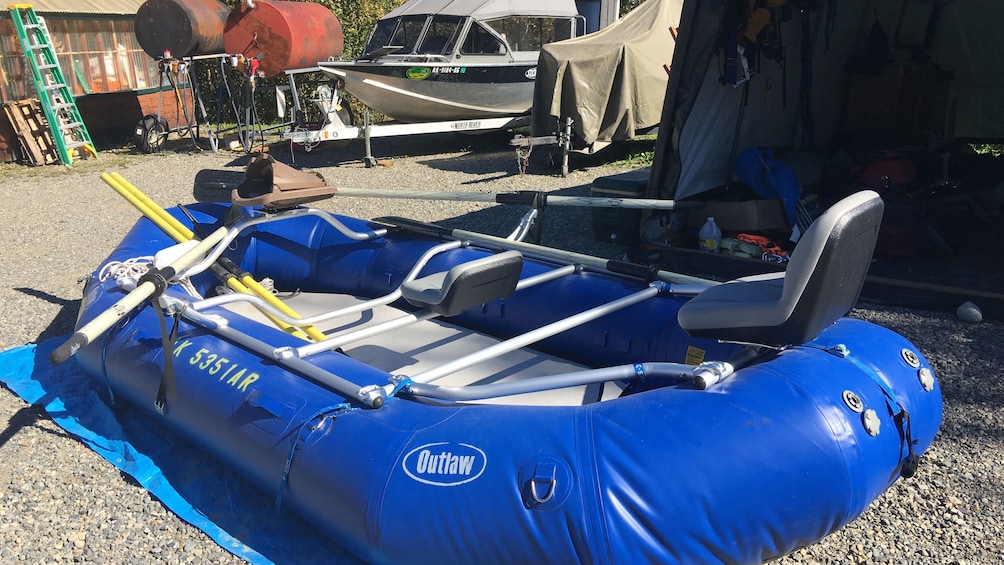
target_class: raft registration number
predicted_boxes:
[173,339,260,392]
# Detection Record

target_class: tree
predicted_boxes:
[621,0,646,16]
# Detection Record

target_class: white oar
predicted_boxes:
[330,187,690,210]
[51,226,228,364]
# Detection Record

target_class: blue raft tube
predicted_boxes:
[59,186,941,564]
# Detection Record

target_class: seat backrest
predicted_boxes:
[401,251,523,317]
[778,189,884,341]
[677,190,884,345]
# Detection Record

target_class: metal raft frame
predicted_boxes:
[157,206,732,408]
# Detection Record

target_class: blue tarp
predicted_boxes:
[0,338,361,565]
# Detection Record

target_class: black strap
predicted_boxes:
[153,301,181,415]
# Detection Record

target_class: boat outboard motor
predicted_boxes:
[232,153,337,211]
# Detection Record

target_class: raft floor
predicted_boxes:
[224,292,625,406]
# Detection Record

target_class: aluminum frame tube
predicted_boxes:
[179,305,379,407]
[293,264,578,359]
[190,240,463,326]
[186,208,387,278]
[404,362,695,401]
[407,285,662,385]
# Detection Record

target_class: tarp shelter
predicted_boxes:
[531,0,685,151]
[645,0,1004,205]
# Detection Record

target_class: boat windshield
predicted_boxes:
[460,21,507,55]
[363,15,427,56]
[483,16,575,52]
[417,16,463,55]
[363,13,577,58]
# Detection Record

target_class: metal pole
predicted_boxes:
[447,228,713,285]
[180,306,382,407]
[331,187,686,211]
[363,108,377,167]
[407,285,661,385]
[292,264,577,359]
[406,362,694,402]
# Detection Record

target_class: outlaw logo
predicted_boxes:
[402,442,487,486]
[406,67,432,80]
[525,67,537,80]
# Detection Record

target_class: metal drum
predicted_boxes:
[134,0,229,58]
[224,0,344,78]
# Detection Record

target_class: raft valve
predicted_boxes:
[901,348,921,368]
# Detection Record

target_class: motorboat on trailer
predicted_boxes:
[57,161,942,564]
[315,0,583,123]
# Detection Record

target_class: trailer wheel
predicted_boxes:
[329,104,355,148]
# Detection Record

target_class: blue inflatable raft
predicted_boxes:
[59,175,942,564]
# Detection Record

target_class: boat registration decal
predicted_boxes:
[402,442,487,487]
[172,339,260,392]
[406,67,432,80]
[432,66,467,75]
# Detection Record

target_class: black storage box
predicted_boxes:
[590,167,650,246]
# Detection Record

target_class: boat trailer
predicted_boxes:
[279,67,530,167]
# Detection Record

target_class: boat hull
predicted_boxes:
[73,203,943,564]
[319,61,537,122]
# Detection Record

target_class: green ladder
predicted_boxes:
[8,4,97,165]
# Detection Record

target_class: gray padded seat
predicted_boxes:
[677,190,884,346]
[401,251,523,317]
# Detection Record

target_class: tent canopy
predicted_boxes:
[531,0,685,148]
[647,0,1004,203]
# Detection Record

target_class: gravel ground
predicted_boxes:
[0,134,1001,564]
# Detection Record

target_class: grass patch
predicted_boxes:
[598,134,658,169]
[972,143,1004,157]
[0,147,146,179]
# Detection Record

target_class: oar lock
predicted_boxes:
[137,267,175,298]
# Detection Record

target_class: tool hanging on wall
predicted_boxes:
[8,4,97,166]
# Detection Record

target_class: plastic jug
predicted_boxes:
[698,217,721,253]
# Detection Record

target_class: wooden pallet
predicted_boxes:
[2,99,59,165]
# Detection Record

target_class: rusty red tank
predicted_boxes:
[134,0,229,58]
[224,0,344,78]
